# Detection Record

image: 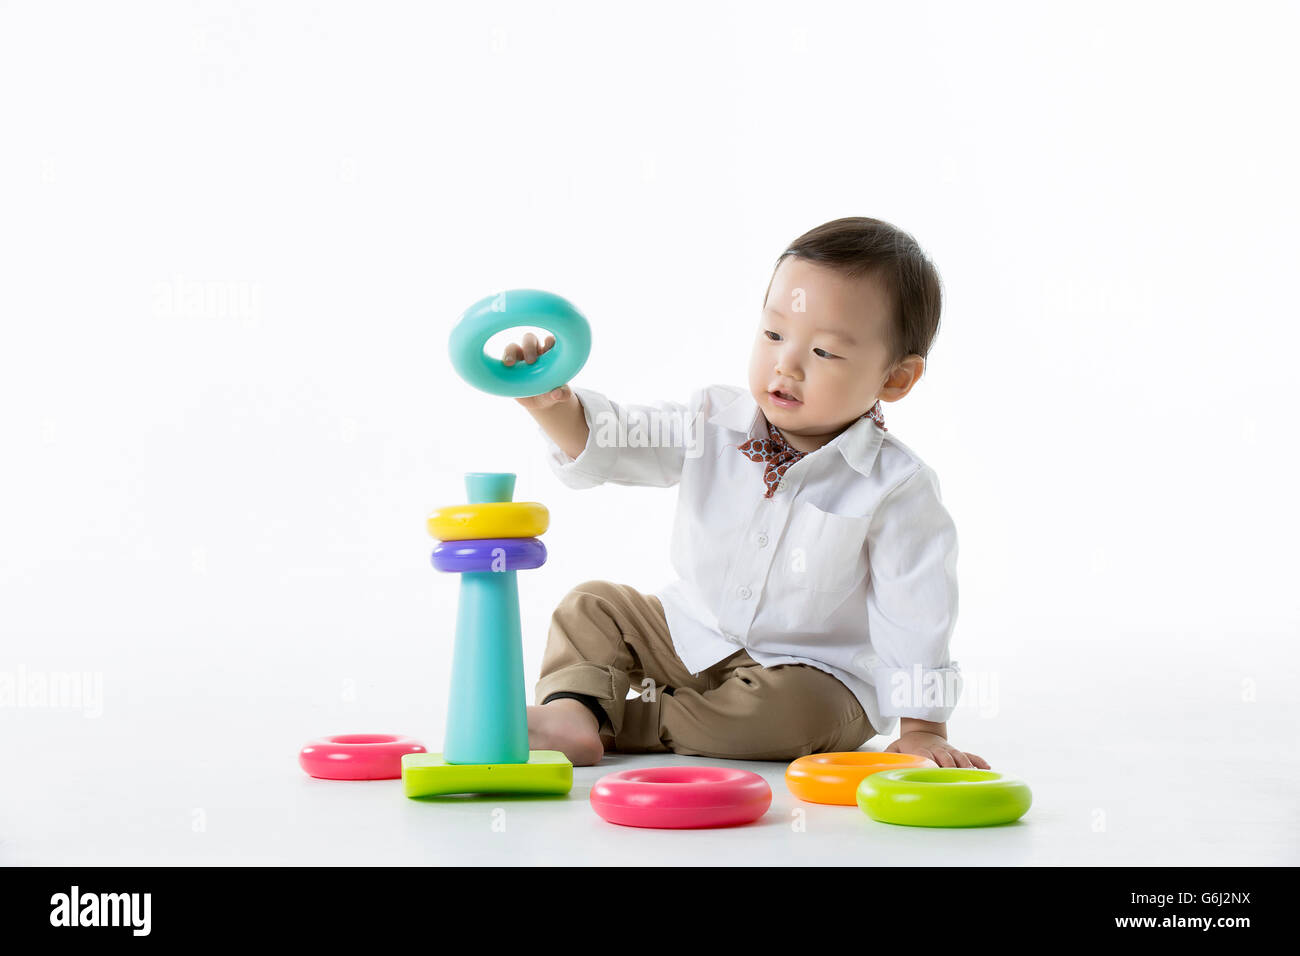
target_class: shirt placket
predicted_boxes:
[716,453,813,646]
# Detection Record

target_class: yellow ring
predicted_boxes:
[427,502,550,541]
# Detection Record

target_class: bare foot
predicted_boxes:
[528,699,605,766]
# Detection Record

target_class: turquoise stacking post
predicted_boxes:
[406,467,571,796]
[443,472,530,766]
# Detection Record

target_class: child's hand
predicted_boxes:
[503,331,574,410]
[886,732,990,769]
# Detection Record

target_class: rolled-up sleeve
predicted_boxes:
[539,385,700,490]
[852,464,962,723]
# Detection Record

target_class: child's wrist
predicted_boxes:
[530,392,588,461]
[899,718,947,739]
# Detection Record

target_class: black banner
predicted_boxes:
[0,865,1280,941]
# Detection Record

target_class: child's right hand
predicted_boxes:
[504,332,574,410]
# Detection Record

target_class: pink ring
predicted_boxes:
[299,734,427,780]
[590,766,772,829]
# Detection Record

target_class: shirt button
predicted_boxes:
[756,533,768,547]
[738,586,752,599]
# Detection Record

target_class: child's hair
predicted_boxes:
[764,216,943,370]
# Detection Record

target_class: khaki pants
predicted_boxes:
[534,580,876,760]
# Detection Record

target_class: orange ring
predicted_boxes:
[786,751,937,805]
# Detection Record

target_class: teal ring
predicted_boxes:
[856,768,1032,828]
[449,289,592,398]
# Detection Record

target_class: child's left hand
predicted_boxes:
[886,732,990,769]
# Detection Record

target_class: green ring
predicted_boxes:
[856,768,1032,828]
[449,289,592,398]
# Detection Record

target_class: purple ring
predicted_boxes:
[431,537,547,573]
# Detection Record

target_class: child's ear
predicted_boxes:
[879,355,925,403]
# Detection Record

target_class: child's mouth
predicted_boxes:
[768,389,802,408]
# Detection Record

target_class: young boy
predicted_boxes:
[507,217,987,770]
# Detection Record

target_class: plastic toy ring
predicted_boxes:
[449,288,592,398]
[427,502,549,541]
[431,537,547,573]
[857,768,1033,828]
[786,751,937,806]
[299,734,428,781]
[590,767,772,829]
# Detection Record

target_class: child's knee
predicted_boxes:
[552,579,621,624]
[559,579,620,607]
[570,578,620,598]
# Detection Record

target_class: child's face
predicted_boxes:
[748,256,900,441]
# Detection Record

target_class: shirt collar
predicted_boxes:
[707,388,886,479]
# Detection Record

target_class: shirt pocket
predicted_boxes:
[782,501,871,593]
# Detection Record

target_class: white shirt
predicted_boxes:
[536,383,962,738]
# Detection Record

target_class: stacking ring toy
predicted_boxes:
[786,751,937,806]
[299,734,427,780]
[431,537,547,573]
[449,288,592,398]
[857,768,1033,828]
[427,501,549,541]
[590,767,772,829]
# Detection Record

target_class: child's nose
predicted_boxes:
[775,356,803,379]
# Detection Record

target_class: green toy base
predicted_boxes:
[402,750,573,797]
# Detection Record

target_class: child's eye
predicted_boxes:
[766,331,837,359]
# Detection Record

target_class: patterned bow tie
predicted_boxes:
[737,400,887,498]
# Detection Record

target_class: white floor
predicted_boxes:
[2,627,1297,866]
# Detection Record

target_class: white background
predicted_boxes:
[1,1,1296,865]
